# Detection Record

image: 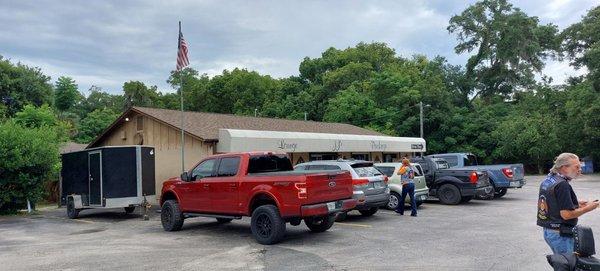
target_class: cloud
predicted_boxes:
[0,0,597,95]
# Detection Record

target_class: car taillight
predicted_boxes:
[295,182,307,199]
[352,178,369,188]
[383,176,389,184]
[502,168,514,179]
[469,172,479,184]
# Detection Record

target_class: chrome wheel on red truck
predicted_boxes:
[251,205,286,245]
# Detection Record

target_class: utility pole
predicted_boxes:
[419,101,424,157]
[419,101,423,138]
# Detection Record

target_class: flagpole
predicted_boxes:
[179,21,185,173]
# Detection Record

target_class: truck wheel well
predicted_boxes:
[161,191,177,206]
[249,194,277,214]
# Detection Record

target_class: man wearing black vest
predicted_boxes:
[537,153,599,254]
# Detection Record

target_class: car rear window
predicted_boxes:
[351,163,383,177]
[248,155,293,173]
[375,166,395,177]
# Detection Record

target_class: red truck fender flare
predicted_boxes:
[247,185,282,214]
[160,189,181,207]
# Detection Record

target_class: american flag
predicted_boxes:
[176,24,189,71]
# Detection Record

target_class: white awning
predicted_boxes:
[217,129,426,153]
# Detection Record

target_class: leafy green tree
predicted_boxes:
[54,76,79,112]
[447,0,560,101]
[13,104,71,141]
[561,6,600,90]
[323,87,385,127]
[0,56,54,116]
[73,86,124,119]
[75,108,119,143]
[0,121,61,214]
[492,113,560,174]
[123,81,160,107]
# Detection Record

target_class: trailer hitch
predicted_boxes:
[142,194,151,221]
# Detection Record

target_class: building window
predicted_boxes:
[351,153,370,161]
[309,153,338,161]
[384,153,398,162]
[136,116,144,132]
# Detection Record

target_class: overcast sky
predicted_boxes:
[1,0,596,95]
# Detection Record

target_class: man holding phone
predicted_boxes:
[537,153,599,254]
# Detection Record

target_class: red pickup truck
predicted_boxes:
[160,151,357,245]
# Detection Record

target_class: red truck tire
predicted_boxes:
[161,200,184,231]
[251,205,286,245]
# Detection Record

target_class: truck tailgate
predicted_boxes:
[303,171,353,205]
[510,164,525,180]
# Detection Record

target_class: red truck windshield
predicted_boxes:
[248,154,294,173]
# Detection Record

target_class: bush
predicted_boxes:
[0,121,60,214]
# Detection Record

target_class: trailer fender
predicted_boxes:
[68,195,84,209]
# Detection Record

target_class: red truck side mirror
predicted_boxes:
[180,171,190,182]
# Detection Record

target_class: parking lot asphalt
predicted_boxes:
[1,174,600,271]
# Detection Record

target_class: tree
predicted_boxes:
[561,6,600,90]
[54,76,79,112]
[323,87,385,127]
[75,108,119,144]
[73,86,124,119]
[123,81,160,108]
[447,0,559,101]
[13,104,71,141]
[492,113,560,174]
[0,56,54,116]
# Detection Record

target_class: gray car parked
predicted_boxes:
[294,160,390,220]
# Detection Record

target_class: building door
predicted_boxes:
[88,151,102,206]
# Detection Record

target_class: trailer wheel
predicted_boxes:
[250,205,286,245]
[124,206,135,214]
[437,184,461,205]
[305,215,335,233]
[66,197,79,219]
[161,200,184,231]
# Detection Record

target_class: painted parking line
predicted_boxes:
[335,222,372,228]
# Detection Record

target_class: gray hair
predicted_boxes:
[550,153,580,174]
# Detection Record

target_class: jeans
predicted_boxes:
[397,182,417,216]
[544,228,574,254]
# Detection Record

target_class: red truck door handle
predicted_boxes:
[203,184,210,188]
[229,183,237,187]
